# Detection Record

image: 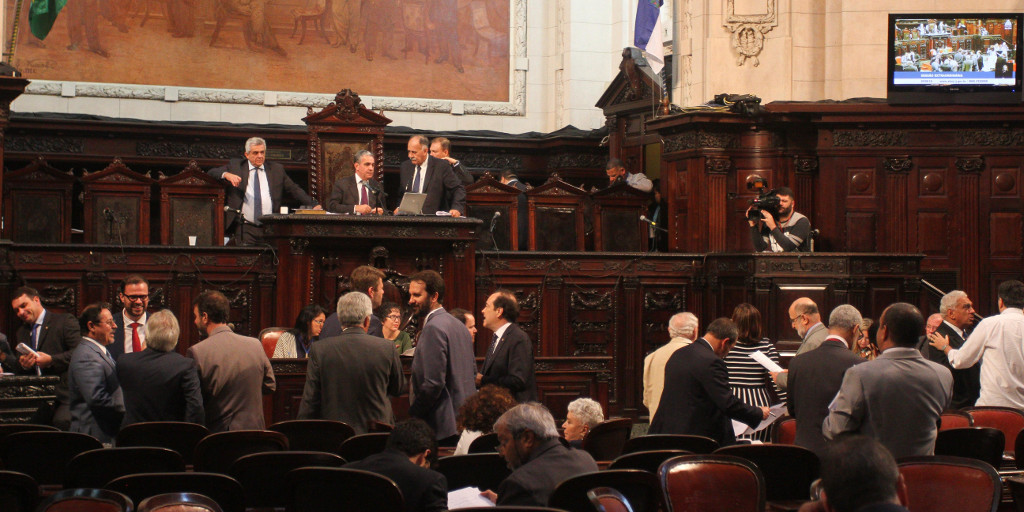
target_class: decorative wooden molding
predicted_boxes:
[955,156,985,174]
[723,0,778,67]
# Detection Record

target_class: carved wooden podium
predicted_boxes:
[157,161,225,246]
[82,158,155,245]
[2,158,75,243]
[591,181,649,252]
[525,175,587,251]
[465,174,523,250]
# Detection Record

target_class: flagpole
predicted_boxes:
[2,0,24,74]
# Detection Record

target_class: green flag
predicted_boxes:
[29,0,67,40]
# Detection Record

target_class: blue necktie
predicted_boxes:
[252,167,264,225]
[30,324,41,376]
[412,165,422,194]
[488,334,499,357]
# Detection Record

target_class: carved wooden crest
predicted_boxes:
[6,157,75,183]
[302,89,393,126]
[83,158,156,184]
[157,162,223,188]
[527,175,586,197]
[466,174,522,196]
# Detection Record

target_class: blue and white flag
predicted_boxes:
[634,0,665,74]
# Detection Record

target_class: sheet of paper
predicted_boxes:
[749,350,784,373]
[733,403,788,436]
[448,487,495,509]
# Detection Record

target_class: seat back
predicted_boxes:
[608,450,693,474]
[0,431,102,485]
[549,470,661,512]
[65,447,186,488]
[437,453,512,492]
[659,454,766,512]
[193,430,289,474]
[622,434,719,455]
[0,470,39,512]
[773,416,797,444]
[259,327,287,359]
[940,410,974,431]
[106,472,245,512]
[898,456,1001,512]
[0,423,58,441]
[965,406,1024,453]
[587,486,635,512]
[935,427,1004,469]
[285,467,404,512]
[338,433,390,462]
[268,419,355,454]
[714,444,820,501]
[581,418,633,461]
[138,492,224,512]
[1005,476,1024,512]
[468,432,500,453]
[447,508,568,512]
[229,451,346,508]
[115,422,211,465]
[37,488,133,512]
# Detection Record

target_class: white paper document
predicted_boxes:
[749,350,784,373]
[448,487,495,509]
[732,403,788,437]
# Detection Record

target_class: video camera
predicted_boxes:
[746,176,781,222]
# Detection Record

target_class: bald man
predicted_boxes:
[774,297,828,390]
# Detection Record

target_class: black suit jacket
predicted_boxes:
[481,323,537,402]
[110,309,147,361]
[923,322,980,409]
[116,347,205,426]
[14,310,81,403]
[321,312,383,339]
[648,338,763,446]
[0,334,17,374]
[344,450,447,512]
[327,175,383,214]
[208,159,316,230]
[786,338,864,458]
[397,156,466,215]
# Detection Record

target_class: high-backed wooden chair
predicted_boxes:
[269,419,355,453]
[609,450,693,474]
[549,470,662,512]
[64,447,185,488]
[0,470,39,512]
[81,158,156,244]
[2,157,75,243]
[338,433,389,462]
[106,472,245,512]
[36,488,133,512]
[581,418,633,462]
[285,467,404,512]
[622,434,719,455]
[115,422,210,466]
[192,430,289,474]
[229,451,346,508]
[0,431,102,486]
[898,456,1001,512]
[659,454,766,512]
[940,410,975,431]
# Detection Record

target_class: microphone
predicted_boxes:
[364,179,383,193]
[224,205,243,215]
[641,215,668,232]
[489,211,501,232]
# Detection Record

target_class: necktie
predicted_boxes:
[30,324,41,376]
[252,167,264,224]
[360,182,369,206]
[412,165,422,193]
[488,334,499,357]
[130,322,142,353]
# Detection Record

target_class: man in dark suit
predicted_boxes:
[478,290,537,402]
[110,274,150,361]
[187,290,276,432]
[648,318,769,446]
[500,169,529,251]
[408,270,476,444]
[11,286,81,429]
[923,290,979,409]
[320,265,386,339]
[787,304,866,458]
[396,135,466,216]
[343,418,447,512]
[327,150,385,215]
[68,303,124,444]
[430,137,474,185]
[298,292,404,434]
[208,137,320,245]
[117,309,204,426]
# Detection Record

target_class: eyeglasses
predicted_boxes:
[386,315,402,320]
[123,294,149,302]
[312,318,325,325]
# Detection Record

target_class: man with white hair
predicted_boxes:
[642,312,698,419]
[482,403,598,507]
[786,304,866,458]
[922,290,978,409]
[561,397,604,447]
[298,292,404,434]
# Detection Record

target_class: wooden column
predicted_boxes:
[706,157,732,252]
[883,157,912,253]
[619,276,642,413]
[956,156,984,300]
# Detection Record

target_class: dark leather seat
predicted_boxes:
[714,444,820,501]
[468,432,500,453]
[37,488,133,512]
[192,430,289,474]
[581,418,633,462]
[0,431,102,486]
[549,469,661,512]
[622,434,719,455]
[659,454,766,512]
[436,453,512,492]
[106,472,246,512]
[0,470,39,512]
[898,455,1001,512]
[934,427,1004,469]
[228,451,346,508]
[608,449,693,474]
[338,432,390,462]
[285,467,404,512]
[115,421,210,466]
[64,447,185,488]
[268,419,356,454]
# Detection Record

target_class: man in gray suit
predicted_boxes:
[298,292,404,434]
[187,290,276,432]
[774,297,827,390]
[824,303,953,459]
[408,270,476,444]
[68,302,124,444]
[327,150,385,215]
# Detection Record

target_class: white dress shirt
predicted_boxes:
[121,310,147,354]
[355,174,371,214]
[243,163,272,224]
[947,307,1024,408]
[489,322,511,352]
[410,156,430,194]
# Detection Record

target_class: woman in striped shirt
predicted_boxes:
[723,303,787,442]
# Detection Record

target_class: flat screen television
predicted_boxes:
[887,13,1023,104]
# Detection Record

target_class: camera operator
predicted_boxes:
[747,187,812,252]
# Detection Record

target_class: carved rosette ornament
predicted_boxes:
[883,157,913,174]
[955,157,985,175]
[723,0,778,67]
[705,157,733,174]
[793,156,819,175]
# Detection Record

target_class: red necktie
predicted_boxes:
[360,183,369,205]
[130,322,142,352]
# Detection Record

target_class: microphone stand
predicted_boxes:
[372,182,390,216]
[489,213,501,251]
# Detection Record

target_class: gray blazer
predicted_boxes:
[777,322,828,390]
[68,339,124,443]
[187,325,276,432]
[786,338,864,458]
[409,308,477,440]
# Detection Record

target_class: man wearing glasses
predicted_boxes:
[772,297,827,391]
[110,275,150,361]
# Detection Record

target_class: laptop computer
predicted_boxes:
[396,193,427,215]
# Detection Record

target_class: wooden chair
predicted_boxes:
[228,451,346,508]
[467,432,500,453]
[115,422,210,466]
[0,423,58,441]
[622,434,719,455]
[0,470,39,512]
[0,431,102,486]
[714,444,820,502]
[269,419,356,454]
[773,416,797,444]
[549,470,662,512]
[659,454,766,512]
[451,508,568,512]
[338,433,389,462]
[1006,475,1024,512]
[36,488,133,512]
[64,447,185,488]
[436,453,511,492]
[964,406,1024,455]
[285,467,404,512]
[940,410,974,430]
[368,421,394,433]
[106,472,245,512]
[137,492,224,512]
[193,430,289,474]
[587,486,636,512]
[608,449,693,474]
[259,327,288,359]
[898,456,1001,512]
[581,418,633,462]
[934,427,1004,469]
